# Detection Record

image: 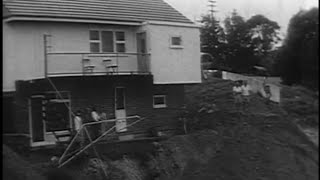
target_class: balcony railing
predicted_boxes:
[45,52,151,77]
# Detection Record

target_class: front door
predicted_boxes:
[115,87,127,132]
[137,32,148,72]
[30,95,71,146]
[30,96,45,144]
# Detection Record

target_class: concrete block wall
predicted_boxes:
[13,76,185,139]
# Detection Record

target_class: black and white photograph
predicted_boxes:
[2,0,319,179]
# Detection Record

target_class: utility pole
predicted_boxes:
[208,0,217,20]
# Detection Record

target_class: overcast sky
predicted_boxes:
[165,0,318,35]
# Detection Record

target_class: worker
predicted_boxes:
[241,80,252,110]
[264,84,272,105]
[91,107,100,122]
[90,107,101,139]
[99,112,107,134]
[73,110,84,148]
[232,81,243,109]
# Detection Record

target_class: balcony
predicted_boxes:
[45,52,151,77]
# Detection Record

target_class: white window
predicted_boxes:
[153,95,167,108]
[90,30,126,53]
[115,32,126,53]
[89,30,100,53]
[170,36,183,48]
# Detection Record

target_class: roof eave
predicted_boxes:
[4,16,144,26]
[142,20,200,28]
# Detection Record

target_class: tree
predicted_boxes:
[223,10,257,73]
[246,15,281,57]
[278,8,319,89]
[200,10,281,74]
[200,14,226,69]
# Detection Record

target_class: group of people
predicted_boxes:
[233,79,274,110]
[232,80,252,109]
[73,107,107,147]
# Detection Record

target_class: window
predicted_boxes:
[89,30,126,53]
[89,30,100,53]
[101,31,114,52]
[170,36,183,48]
[153,95,167,108]
[115,32,126,52]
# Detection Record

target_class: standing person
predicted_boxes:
[90,107,101,139]
[99,112,107,134]
[73,110,84,148]
[241,80,251,110]
[232,81,243,109]
[263,84,272,105]
[91,107,100,122]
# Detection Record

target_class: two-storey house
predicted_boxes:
[3,0,201,147]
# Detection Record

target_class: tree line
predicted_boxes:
[201,8,319,90]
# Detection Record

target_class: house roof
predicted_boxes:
[3,0,193,24]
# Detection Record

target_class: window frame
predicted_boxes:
[153,95,167,109]
[89,30,126,53]
[170,36,183,49]
[89,30,101,53]
[115,31,126,53]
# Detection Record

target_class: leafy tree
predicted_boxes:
[246,15,281,57]
[278,8,319,89]
[200,10,281,74]
[223,10,257,73]
[200,14,226,69]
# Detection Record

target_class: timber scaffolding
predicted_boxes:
[53,115,171,179]
[57,115,145,167]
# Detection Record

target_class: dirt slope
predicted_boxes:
[149,77,319,180]
[2,145,46,180]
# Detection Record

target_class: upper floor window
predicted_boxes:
[90,30,126,53]
[170,36,183,48]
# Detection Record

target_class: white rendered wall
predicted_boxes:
[3,21,138,91]
[3,21,202,91]
[147,24,202,84]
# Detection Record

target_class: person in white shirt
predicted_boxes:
[90,107,101,139]
[241,80,251,107]
[73,111,84,147]
[232,81,243,107]
[91,107,100,122]
[74,111,82,132]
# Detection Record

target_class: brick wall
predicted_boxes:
[13,75,185,137]
[13,81,31,134]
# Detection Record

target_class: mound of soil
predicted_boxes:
[2,145,46,180]
[147,77,319,180]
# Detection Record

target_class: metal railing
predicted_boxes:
[45,52,151,77]
[43,34,151,77]
[58,115,144,168]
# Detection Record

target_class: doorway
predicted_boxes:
[29,95,71,146]
[115,87,127,132]
[30,96,45,144]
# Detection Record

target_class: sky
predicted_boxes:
[165,0,318,36]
